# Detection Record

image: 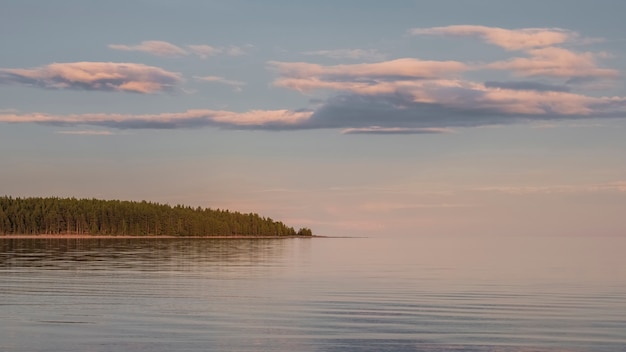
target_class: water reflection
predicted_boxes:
[1,237,625,352]
[0,238,290,274]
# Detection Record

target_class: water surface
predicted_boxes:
[1,236,625,351]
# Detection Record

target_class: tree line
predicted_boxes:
[0,196,313,237]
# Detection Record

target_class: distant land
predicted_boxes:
[0,196,313,238]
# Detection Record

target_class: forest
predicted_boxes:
[0,196,313,237]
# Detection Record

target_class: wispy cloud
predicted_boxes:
[271,57,626,128]
[270,58,467,87]
[307,88,626,131]
[341,127,454,135]
[194,75,246,91]
[223,45,248,56]
[187,44,222,59]
[109,40,249,59]
[410,25,575,51]
[0,109,312,129]
[487,47,618,79]
[187,44,249,58]
[108,40,188,57]
[303,48,386,61]
[412,25,617,82]
[3,26,625,135]
[5,71,625,134]
[0,62,182,93]
[264,25,626,133]
[484,81,571,92]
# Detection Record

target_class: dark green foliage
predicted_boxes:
[296,227,313,237]
[0,196,312,237]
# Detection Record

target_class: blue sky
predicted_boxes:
[1,1,625,237]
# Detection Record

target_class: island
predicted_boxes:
[0,196,313,238]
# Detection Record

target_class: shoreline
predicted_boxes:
[0,234,324,239]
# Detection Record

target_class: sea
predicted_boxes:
[1,235,625,352]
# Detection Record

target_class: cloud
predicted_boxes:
[302,90,626,132]
[411,25,616,81]
[195,75,246,91]
[3,25,625,135]
[266,31,626,132]
[3,60,612,133]
[341,127,454,135]
[272,57,626,118]
[484,81,570,92]
[0,62,182,93]
[187,45,248,58]
[269,58,468,95]
[271,58,467,82]
[209,109,311,127]
[487,47,619,80]
[6,61,622,134]
[110,40,249,59]
[109,40,188,57]
[187,44,222,59]
[272,58,610,118]
[0,109,312,130]
[303,49,386,61]
[224,45,248,56]
[410,25,575,51]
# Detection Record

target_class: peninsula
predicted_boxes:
[0,196,313,238]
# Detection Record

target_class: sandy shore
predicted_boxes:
[0,234,321,239]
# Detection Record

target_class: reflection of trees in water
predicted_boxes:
[0,239,291,274]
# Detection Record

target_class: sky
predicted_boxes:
[1,0,626,237]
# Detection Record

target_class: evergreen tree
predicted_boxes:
[0,196,312,237]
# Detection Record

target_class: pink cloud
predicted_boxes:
[0,109,313,129]
[209,109,312,126]
[411,25,575,51]
[0,62,182,93]
[3,25,625,135]
[410,25,617,81]
[479,88,601,115]
[270,55,626,117]
[275,70,599,116]
[270,58,467,80]
[109,40,188,57]
[487,47,619,79]
[273,76,381,93]
[273,76,480,98]
[270,58,469,96]
[109,41,249,59]
[400,79,624,116]
[431,81,624,115]
[186,44,221,58]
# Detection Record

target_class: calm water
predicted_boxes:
[1,236,625,352]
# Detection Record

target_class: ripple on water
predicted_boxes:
[1,237,625,352]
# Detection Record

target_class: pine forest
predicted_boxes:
[0,196,313,237]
